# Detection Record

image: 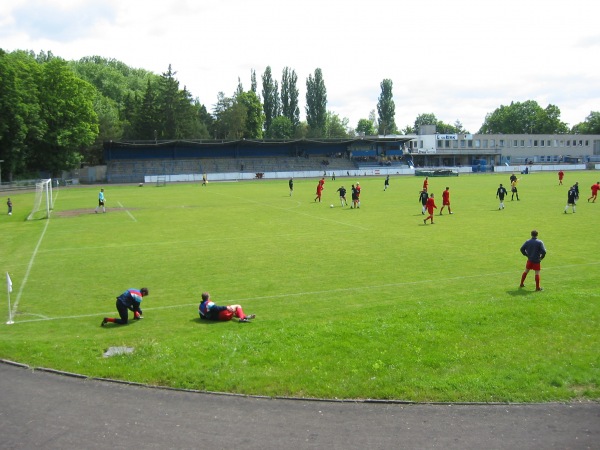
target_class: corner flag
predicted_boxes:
[6,272,11,293]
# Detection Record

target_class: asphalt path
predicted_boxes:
[0,361,598,449]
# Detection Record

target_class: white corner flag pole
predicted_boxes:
[6,272,14,325]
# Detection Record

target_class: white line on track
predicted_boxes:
[8,261,599,325]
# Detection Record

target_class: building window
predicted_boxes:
[452,140,458,148]
[499,139,505,147]
[474,139,480,148]
[513,139,518,147]
[553,139,558,147]
[534,140,538,147]
[483,140,488,148]
[579,140,583,146]
[467,140,473,148]
[460,140,466,148]
[559,140,564,146]
[540,140,545,147]
[585,140,589,146]
[490,139,495,147]
[520,140,525,147]
[528,140,532,147]
[566,140,570,146]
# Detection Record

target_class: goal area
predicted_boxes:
[27,178,54,220]
[156,176,167,187]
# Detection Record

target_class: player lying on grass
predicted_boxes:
[198,292,255,323]
[102,288,148,326]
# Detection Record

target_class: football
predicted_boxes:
[330,204,334,208]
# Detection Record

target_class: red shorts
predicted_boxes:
[525,261,541,271]
[443,201,450,206]
[218,310,233,321]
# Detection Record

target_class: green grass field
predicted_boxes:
[0,171,598,402]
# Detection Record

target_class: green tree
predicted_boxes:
[377,79,397,134]
[269,116,294,139]
[305,68,327,137]
[478,100,568,134]
[0,49,44,180]
[134,79,160,140]
[325,112,350,138]
[212,92,246,139]
[250,69,257,94]
[281,67,300,129]
[236,90,264,139]
[356,118,375,136]
[571,111,600,134]
[36,57,98,175]
[414,113,438,132]
[261,66,280,135]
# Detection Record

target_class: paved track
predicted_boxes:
[0,361,598,449]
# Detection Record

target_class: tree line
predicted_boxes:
[1,48,599,179]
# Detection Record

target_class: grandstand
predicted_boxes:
[106,156,358,183]
[103,137,411,183]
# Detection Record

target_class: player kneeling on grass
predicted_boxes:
[102,288,148,326]
[198,292,255,323]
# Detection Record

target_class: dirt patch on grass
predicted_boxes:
[53,208,137,218]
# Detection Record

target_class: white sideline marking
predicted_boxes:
[117,201,137,222]
[8,261,599,325]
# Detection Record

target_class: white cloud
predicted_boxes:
[1,0,599,132]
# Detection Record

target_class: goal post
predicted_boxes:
[156,175,167,187]
[27,178,53,220]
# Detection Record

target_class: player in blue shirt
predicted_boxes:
[102,288,148,326]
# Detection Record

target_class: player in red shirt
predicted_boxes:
[558,170,564,185]
[423,194,437,224]
[423,177,429,191]
[355,182,361,208]
[588,182,600,202]
[314,177,325,202]
[439,187,453,215]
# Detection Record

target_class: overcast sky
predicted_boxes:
[1,0,599,133]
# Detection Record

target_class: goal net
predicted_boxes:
[27,178,54,220]
[156,175,167,187]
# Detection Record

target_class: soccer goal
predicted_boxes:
[156,175,167,187]
[27,178,54,220]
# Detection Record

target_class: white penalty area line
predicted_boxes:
[8,261,599,325]
[212,191,370,231]
[117,201,137,222]
[9,216,51,319]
